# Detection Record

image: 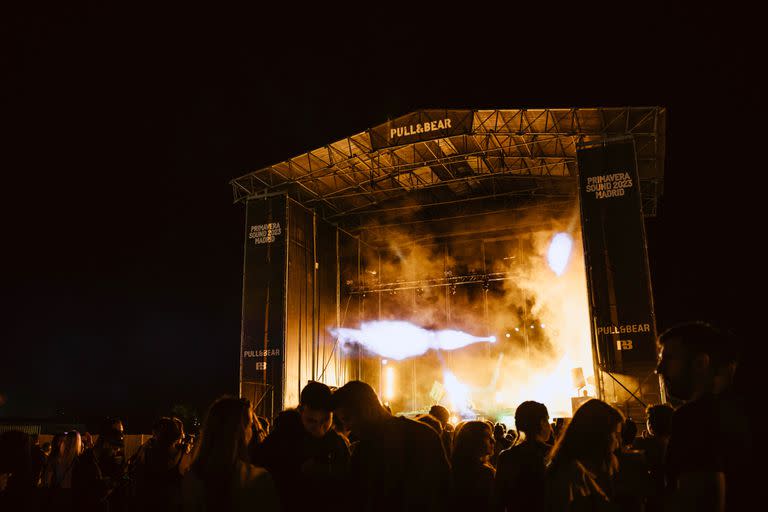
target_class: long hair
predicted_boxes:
[547,399,623,475]
[45,430,81,488]
[452,421,494,469]
[191,396,252,479]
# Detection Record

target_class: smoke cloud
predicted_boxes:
[338,201,594,419]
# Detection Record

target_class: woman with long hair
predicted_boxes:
[44,430,82,489]
[545,399,623,511]
[451,420,496,512]
[182,396,278,512]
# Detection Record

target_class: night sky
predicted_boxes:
[2,5,761,431]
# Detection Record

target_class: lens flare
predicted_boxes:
[331,321,495,360]
[547,232,573,276]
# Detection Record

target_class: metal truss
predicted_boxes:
[230,107,665,222]
[348,271,514,295]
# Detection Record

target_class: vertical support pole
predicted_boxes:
[336,228,341,384]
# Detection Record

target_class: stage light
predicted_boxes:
[547,232,573,276]
[541,323,546,328]
[381,359,388,365]
[514,327,519,332]
[505,333,511,338]
[384,366,395,400]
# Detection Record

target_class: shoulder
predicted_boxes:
[673,396,718,427]
[497,445,518,463]
[397,416,440,438]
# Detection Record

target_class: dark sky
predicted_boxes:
[1,5,761,429]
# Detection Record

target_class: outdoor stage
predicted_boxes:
[231,108,667,423]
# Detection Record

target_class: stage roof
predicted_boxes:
[231,108,666,227]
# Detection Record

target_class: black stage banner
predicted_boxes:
[241,196,286,411]
[369,109,473,150]
[577,138,657,373]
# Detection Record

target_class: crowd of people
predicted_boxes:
[0,322,750,511]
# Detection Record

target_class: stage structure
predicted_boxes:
[232,108,666,422]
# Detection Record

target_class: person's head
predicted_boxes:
[102,417,124,434]
[428,405,450,428]
[330,380,387,437]
[452,421,494,465]
[645,404,674,438]
[621,418,638,448]
[548,399,623,475]
[192,396,254,475]
[41,442,52,456]
[154,417,184,449]
[299,381,334,439]
[515,400,552,443]
[97,426,125,459]
[416,414,442,434]
[656,322,739,401]
[81,432,93,450]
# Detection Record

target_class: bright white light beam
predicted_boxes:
[331,320,496,360]
[547,232,573,276]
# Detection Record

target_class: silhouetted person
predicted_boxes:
[452,420,495,512]
[495,400,552,512]
[416,413,443,434]
[429,404,453,458]
[656,322,751,512]
[30,433,46,488]
[331,380,451,511]
[545,399,623,512]
[131,416,188,512]
[81,432,94,451]
[621,419,638,450]
[42,430,82,511]
[613,419,650,512]
[72,423,125,512]
[44,431,82,489]
[253,381,350,512]
[255,416,270,441]
[182,396,278,512]
[0,430,38,511]
[633,404,674,512]
[491,423,511,466]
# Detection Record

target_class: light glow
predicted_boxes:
[547,232,573,276]
[443,369,473,415]
[332,321,496,360]
[384,366,395,400]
